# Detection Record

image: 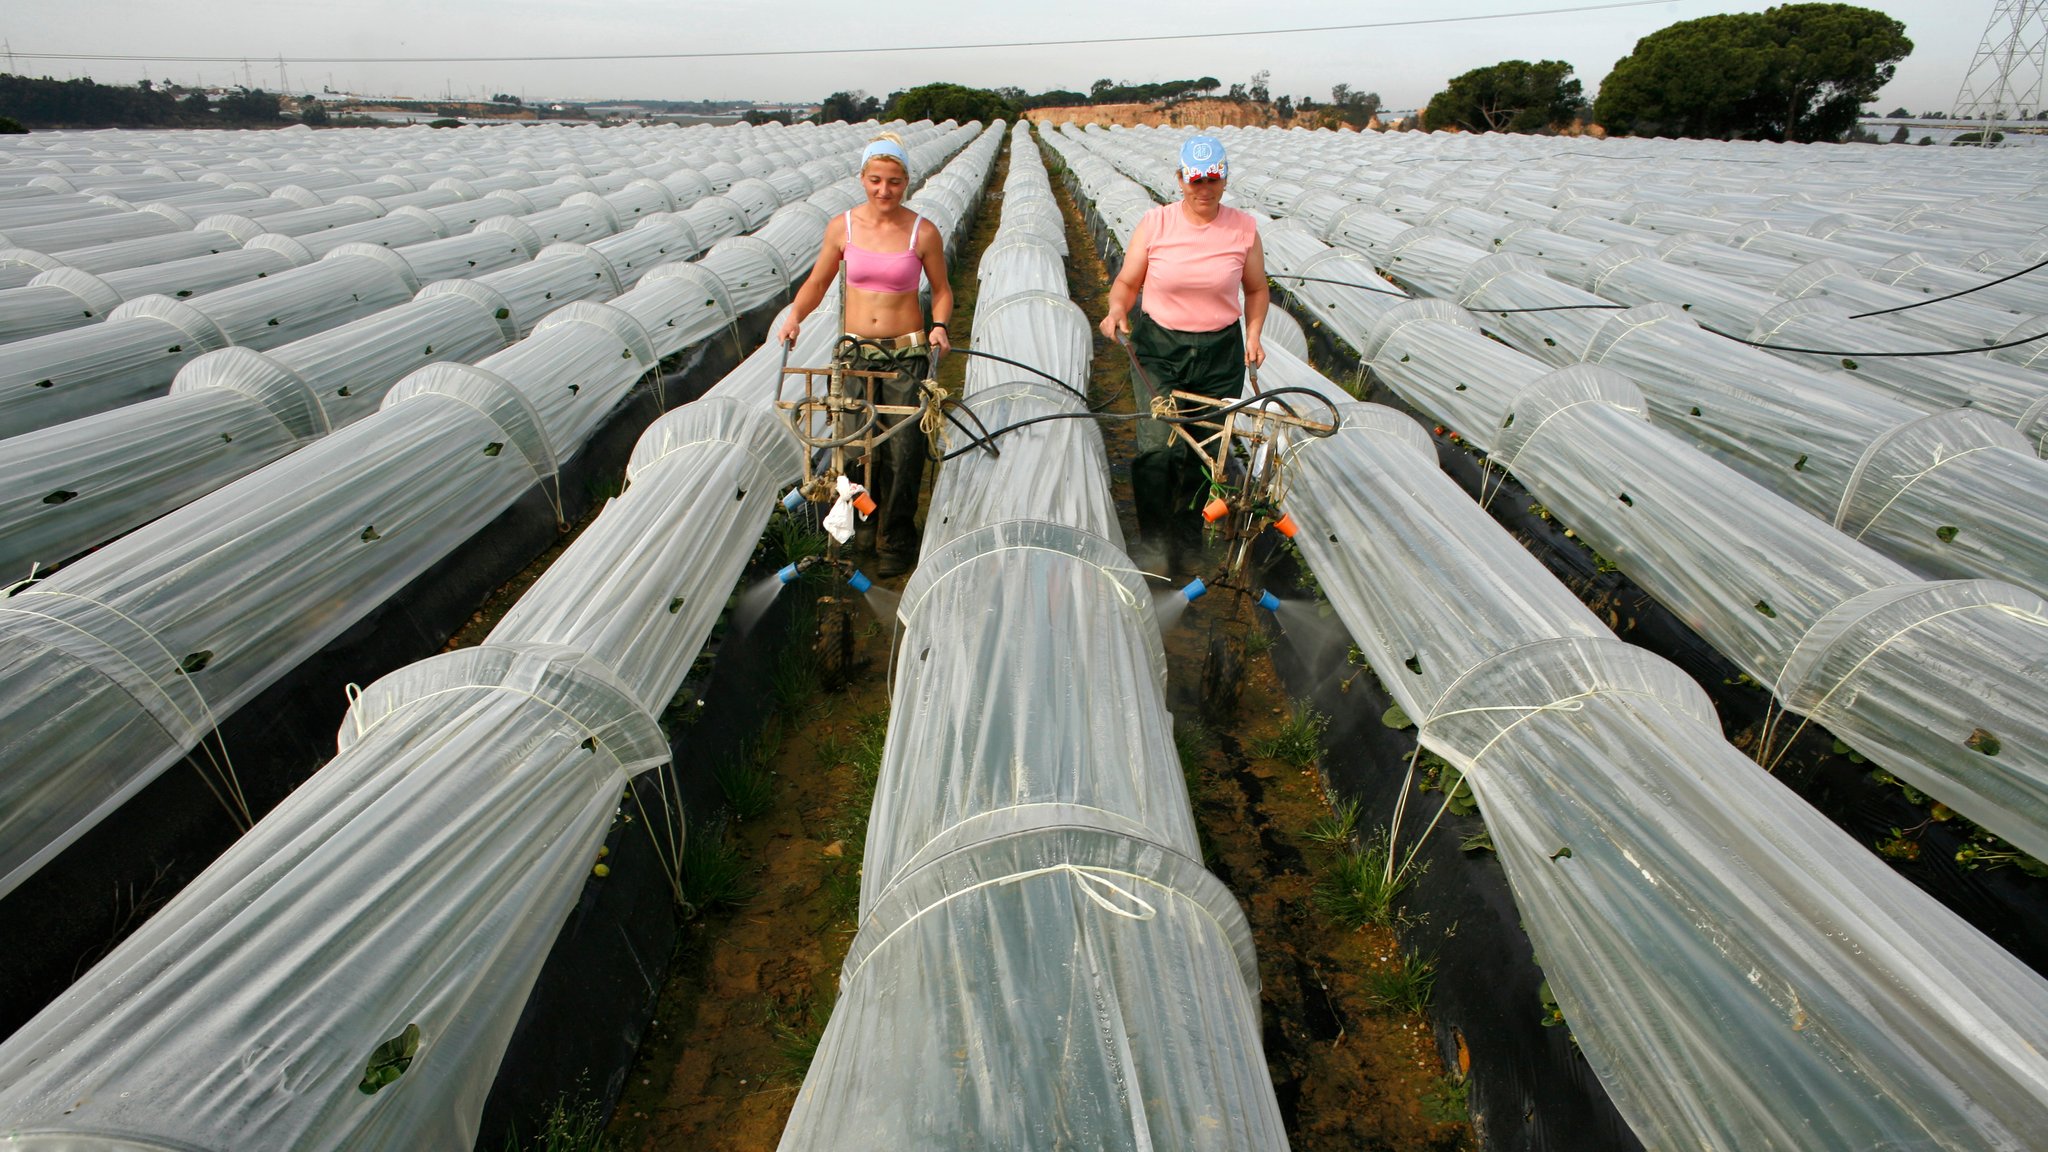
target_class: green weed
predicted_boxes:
[1419,1075,1470,1125]
[1249,698,1328,769]
[506,1094,617,1152]
[710,741,776,822]
[1314,834,1413,929]
[769,632,821,713]
[1363,949,1436,1014]
[768,510,829,568]
[1304,796,1362,847]
[767,991,833,1082]
[678,820,754,916]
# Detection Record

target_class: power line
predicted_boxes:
[8,0,1692,66]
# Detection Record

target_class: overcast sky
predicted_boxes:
[0,0,2005,114]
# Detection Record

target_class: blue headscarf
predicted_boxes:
[861,138,911,176]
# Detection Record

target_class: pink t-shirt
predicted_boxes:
[1139,202,1257,332]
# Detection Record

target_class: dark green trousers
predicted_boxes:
[846,344,929,559]
[1129,310,1244,545]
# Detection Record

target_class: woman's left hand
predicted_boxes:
[930,326,952,355]
[1244,337,1265,368]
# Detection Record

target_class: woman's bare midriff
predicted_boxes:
[842,284,924,339]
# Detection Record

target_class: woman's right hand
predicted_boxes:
[777,317,801,348]
[1098,311,1129,342]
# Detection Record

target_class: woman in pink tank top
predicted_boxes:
[1099,134,1270,571]
[777,132,955,575]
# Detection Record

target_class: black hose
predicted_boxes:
[1847,254,2048,318]
[1695,321,2048,358]
[938,385,1345,461]
[1268,272,1410,299]
[946,346,1094,403]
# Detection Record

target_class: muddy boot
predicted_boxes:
[875,548,915,579]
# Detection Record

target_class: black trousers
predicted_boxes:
[848,345,929,558]
[1128,311,1244,544]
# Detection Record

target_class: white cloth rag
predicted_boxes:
[823,474,868,543]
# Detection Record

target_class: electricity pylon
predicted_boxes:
[1953,0,2048,144]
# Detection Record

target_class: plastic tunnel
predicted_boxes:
[778,123,1287,1151]
[1059,125,2048,1152]
[0,121,990,1149]
[0,121,978,902]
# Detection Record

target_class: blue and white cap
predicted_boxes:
[1178,135,1228,180]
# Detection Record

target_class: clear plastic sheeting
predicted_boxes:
[782,122,1285,1152]
[0,121,982,902]
[1283,395,2048,1152]
[0,122,984,1150]
[0,138,860,579]
[1578,304,2048,598]
[1055,129,2048,1151]
[0,291,510,577]
[1376,313,2048,857]
[0,144,797,433]
[1266,228,2048,864]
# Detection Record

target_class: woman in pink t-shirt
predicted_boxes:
[1099,134,1269,569]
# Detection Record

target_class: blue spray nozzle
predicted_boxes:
[1256,589,1282,612]
[1180,577,1208,602]
[847,569,874,593]
[777,563,802,585]
[781,488,806,512]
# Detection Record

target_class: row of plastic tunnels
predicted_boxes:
[0,113,2043,1149]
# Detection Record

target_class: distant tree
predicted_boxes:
[1248,70,1271,104]
[1227,82,1247,101]
[490,92,522,105]
[300,98,329,126]
[1889,123,1908,142]
[182,90,212,116]
[1593,4,1912,142]
[1917,135,1933,144]
[1921,109,1946,118]
[1017,89,1089,109]
[428,118,465,128]
[1425,59,1585,132]
[1952,129,2005,144]
[0,115,25,134]
[217,86,281,123]
[1887,105,1910,117]
[0,73,189,127]
[882,82,1017,123]
[1197,77,1221,94]
[817,90,881,123]
[1274,93,1294,120]
[1091,78,1115,100]
[1327,84,1382,127]
[742,108,792,125]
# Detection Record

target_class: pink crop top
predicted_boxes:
[843,212,924,294]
